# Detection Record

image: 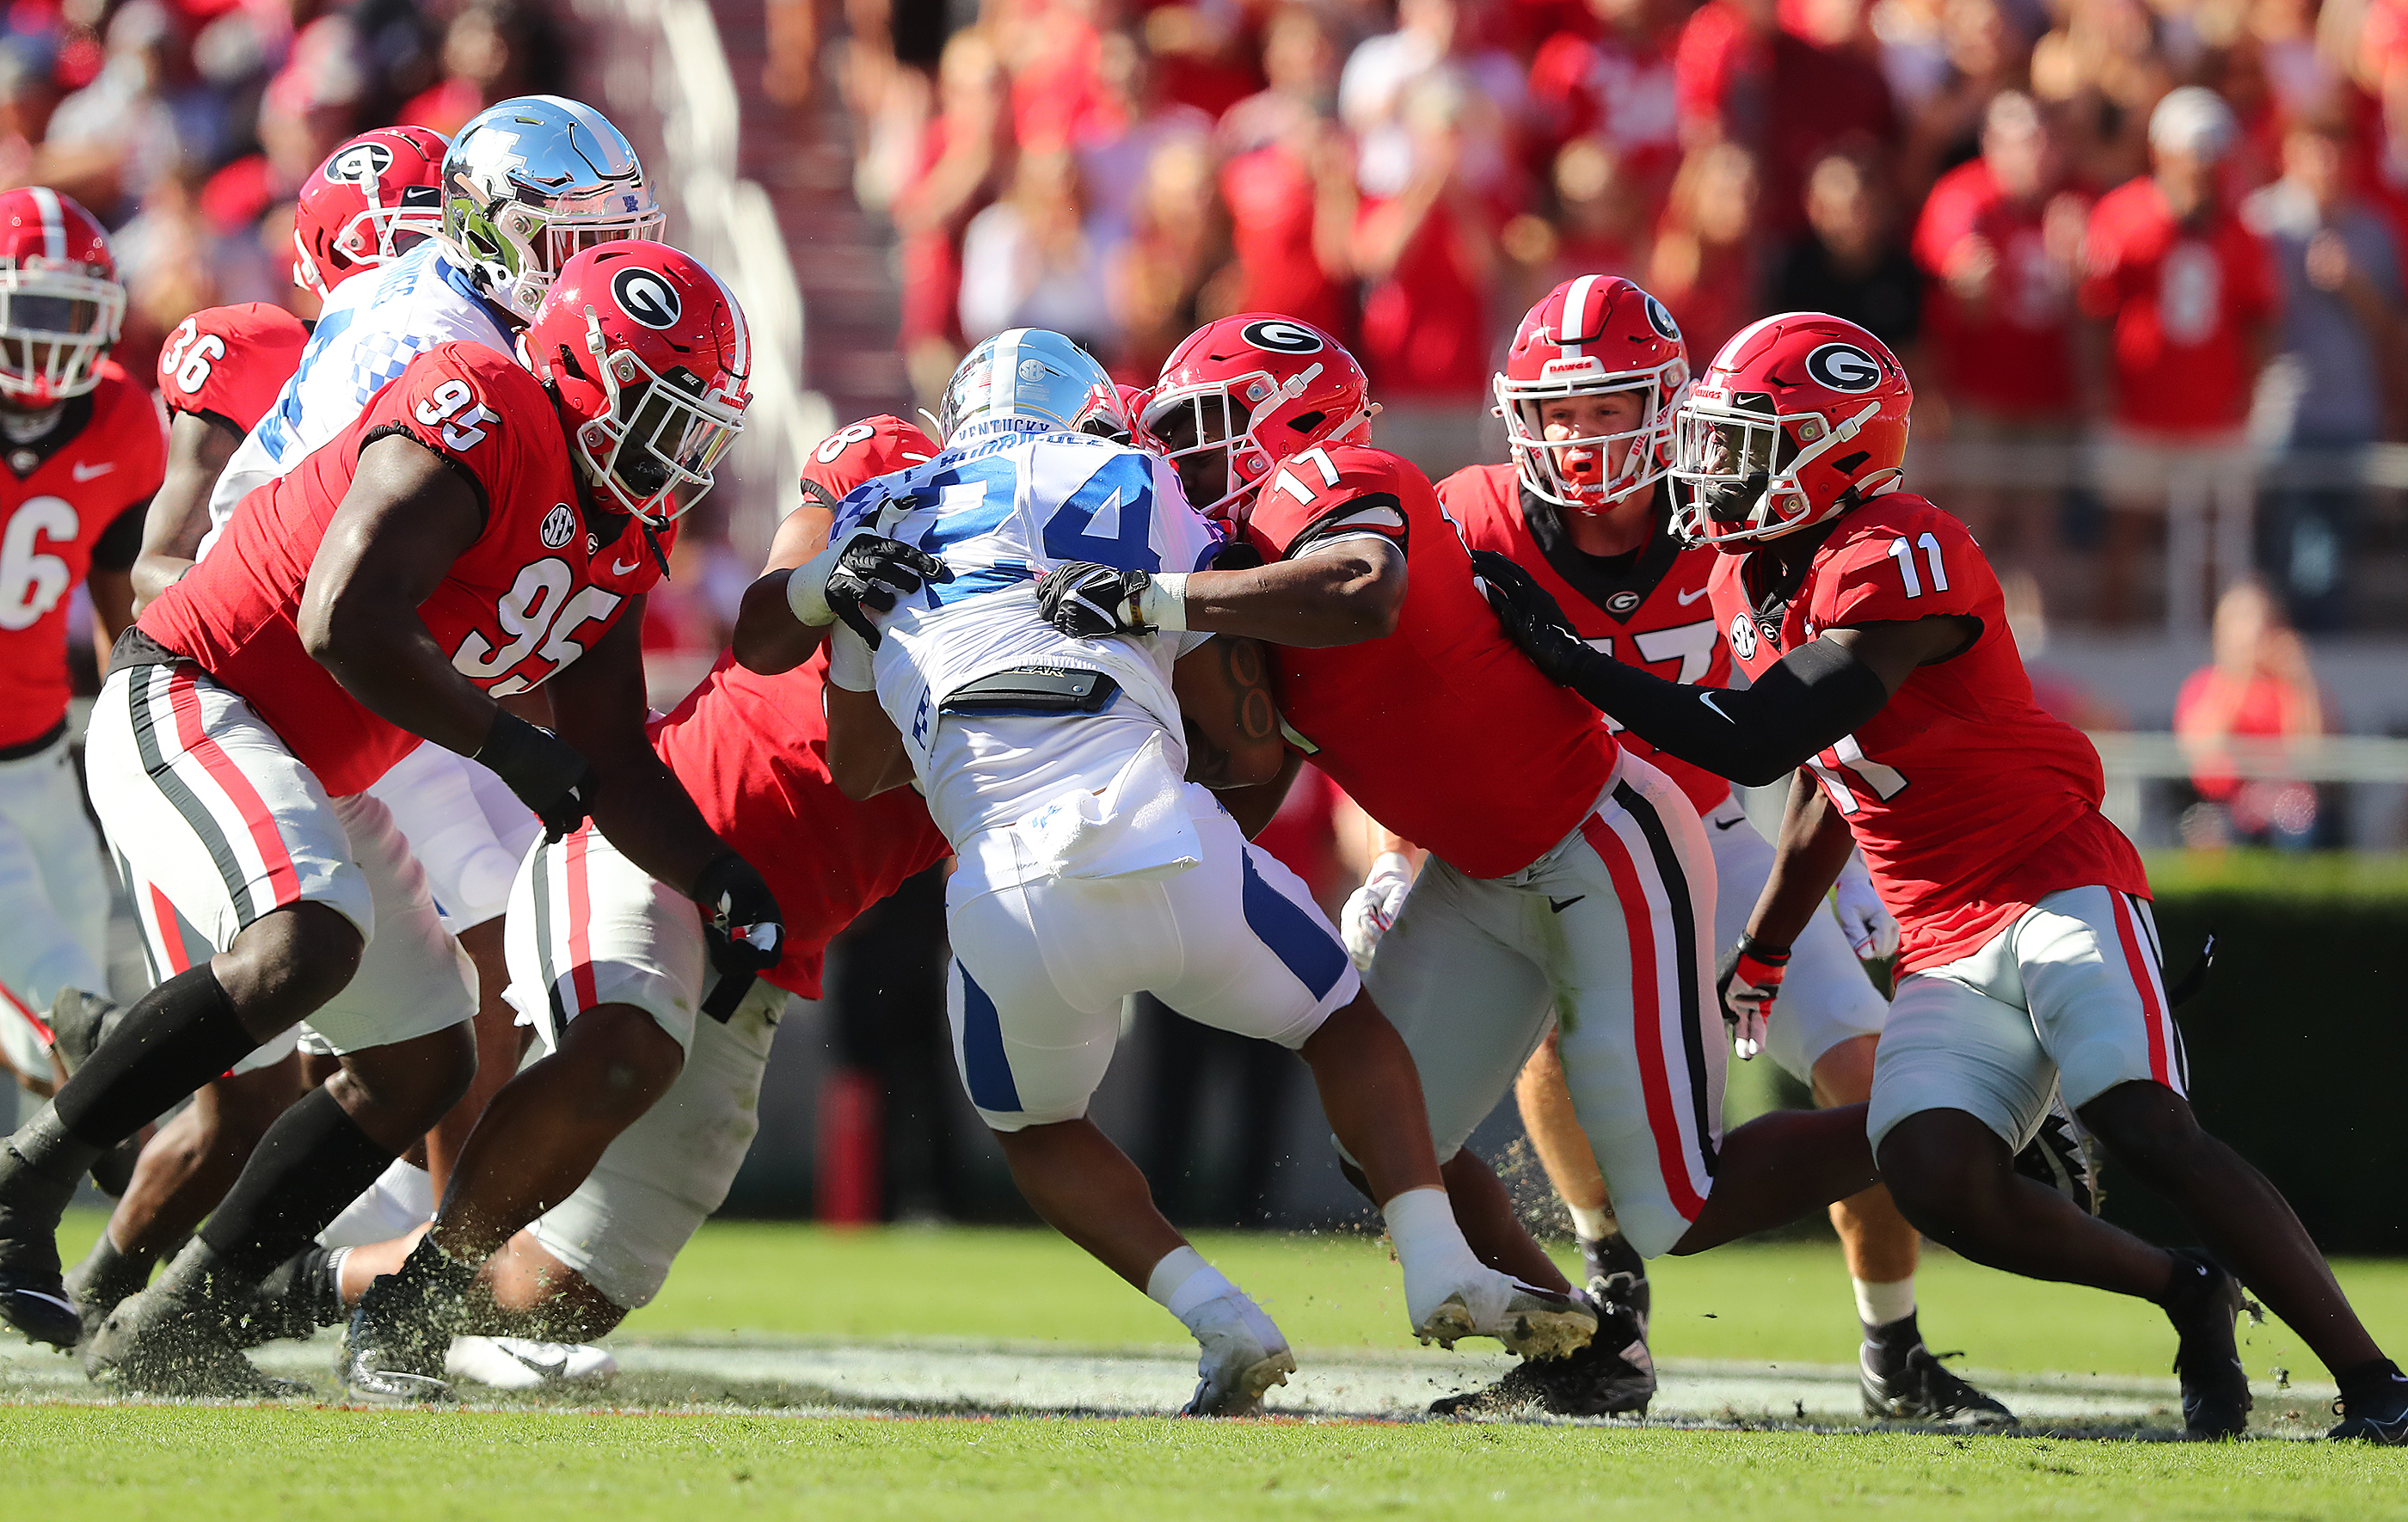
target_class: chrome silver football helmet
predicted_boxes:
[439,95,666,324]
[936,328,1124,443]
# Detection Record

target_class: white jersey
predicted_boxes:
[826,419,1222,843]
[199,243,517,553]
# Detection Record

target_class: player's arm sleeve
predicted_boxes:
[1550,635,1890,788]
[90,502,146,571]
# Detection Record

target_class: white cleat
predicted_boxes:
[444,1335,618,1391]
[1415,1272,1597,1360]
[1181,1295,1296,1417]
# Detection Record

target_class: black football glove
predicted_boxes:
[1037,561,1155,637]
[1471,549,1600,689]
[789,528,955,648]
[476,711,596,844]
[691,851,784,979]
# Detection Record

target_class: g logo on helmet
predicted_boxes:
[1239,319,1324,354]
[1803,342,1883,393]
[540,503,576,549]
[327,142,394,187]
[611,267,683,329]
[1643,294,1680,343]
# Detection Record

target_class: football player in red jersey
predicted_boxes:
[57,127,464,1342]
[1479,311,2408,1445]
[0,188,163,1113]
[0,243,783,1396]
[1035,312,1886,1387]
[288,417,951,1400]
[1380,276,2006,1423]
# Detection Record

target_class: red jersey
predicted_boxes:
[1220,144,1354,341]
[650,651,950,998]
[138,343,658,797]
[1527,28,1680,171]
[0,362,167,749]
[1707,493,2147,973]
[156,303,310,435]
[1355,199,1496,402]
[1239,443,1619,879]
[2079,178,2279,435]
[1439,463,1730,816]
[1912,161,2080,416]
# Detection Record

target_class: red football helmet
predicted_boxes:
[802,414,937,507]
[292,126,450,299]
[1496,275,1689,514]
[520,241,751,528]
[1671,312,1913,549]
[1141,315,1374,522]
[0,187,124,407]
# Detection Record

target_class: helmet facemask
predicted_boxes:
[1671,396,1885,545]
[1142,380,1268,523]
[449,190,666,324]
[0,262,123,406]
[1496,371,1680,515]
[568,306,745,529]
[294,186,445,298]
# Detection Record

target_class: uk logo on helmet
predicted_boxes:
[327,141,394,186]
[1803,342,1883,392]
[1239,318,1323,354]
[611,267,682,329]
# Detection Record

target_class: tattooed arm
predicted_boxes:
[1170,634,1285,789]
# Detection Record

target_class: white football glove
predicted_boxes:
[1339,852,1414,971]
[1832,852,1899,961]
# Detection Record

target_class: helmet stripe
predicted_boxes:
[29,186,63,261]
[1558,273,1603,355]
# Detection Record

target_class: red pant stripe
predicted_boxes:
[1580,813,1708,1222]
[2109,890,2172,1086]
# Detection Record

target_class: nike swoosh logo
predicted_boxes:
[504,1345,570,1376]
[1676,586,1709,605]
[1712,815,1745,831]
[71,460,114,481]
[610,556,642,575]
[1549,895,1585,913]
[1698,692,1736,723]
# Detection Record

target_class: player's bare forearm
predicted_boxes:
[298,436,496,755]
[133,414,240,611]
[1179,538,1404,648]
[732,497,836,673]
[545,611,734,896]
[1172,635,1284,789]
[825,682,913,799]
[87,565,134,666]
[1217,751,1301,838]
[1743,771,1857,949]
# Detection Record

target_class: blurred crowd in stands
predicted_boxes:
[778,0,2408,627]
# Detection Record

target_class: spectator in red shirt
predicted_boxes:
[1647,138,1764,364]
[2080,86,2281,627]
[1914,91,2090,565]
[1218,4,1360,341]
[1673,0,1897,237]
[893,30,1011,406]
[1527,0,1684,203]
[1353,70,1502,402]
[2174,578,2330,848]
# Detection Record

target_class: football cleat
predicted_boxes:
[1415,1273,1596,1361]
[1859,1341,2018,1427]
[1429,1298,1654,1418]
[1180,1294,1295,1417]
[1580,1234,1650,1339]
[445,1335,618,1390]
[2012,1096,2104,1216]
[341,1299,457,1405]
[64,1236,156,1345]
[83,1244,309,1398]
[0,1140,80,1350]
[2328,1370,2408,1445]
[2163,1249,2251,1440]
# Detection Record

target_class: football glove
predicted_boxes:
[476,711,596,844]
[691,852,784,979]
[1471,549,1598,689]
[1832,853,1899,960]
[1034,560,1192,638]
[1716,935,1790,1061]
[788,528,953,648]
[1339,851,1414,971]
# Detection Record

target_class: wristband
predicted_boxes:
[784,531,859,628]
[1138,572,1189,633]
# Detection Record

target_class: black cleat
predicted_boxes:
[83,1243,309,1399]
[0,1140,80,1350]
[1578,1234,1650,1339]
[64,1234,156,1346]
[2163,1249,2251,1440]
[340,1238,472,1404]
[44,990,140,1198]
[1429,1299,1654,1418]
[2329,1367,2408,1445]
[231,1244,346,1350]
[1860,1341,2018,1427]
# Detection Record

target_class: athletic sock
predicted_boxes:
[50,965,258,1154]
[249,1244,350,1340]
[1567,1203,1615,1243]
[1855,1276,1917,1341]
[1383,1186,1497,1329]
[197,1088,396,1283]
[1145,1245,1286,1352]
[372,1233,482,1329]
[68,1231,154,1309]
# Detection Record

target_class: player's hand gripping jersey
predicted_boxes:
[155,304,310,436]
[202,243,514,548]
[826,420,1223,833]
[138,343,659,796]
[1437,463,1731,819]
[1239,445,1619,879]
[1706,493,2147,973]
[0,359,166,749]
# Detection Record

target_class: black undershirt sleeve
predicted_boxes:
[1561,636,1890,788]
[89,501,148,571]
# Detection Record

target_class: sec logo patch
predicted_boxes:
[540,503,576,549]
[1728,611,1758,662]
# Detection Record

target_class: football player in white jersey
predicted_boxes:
[820,330,1594,1415]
